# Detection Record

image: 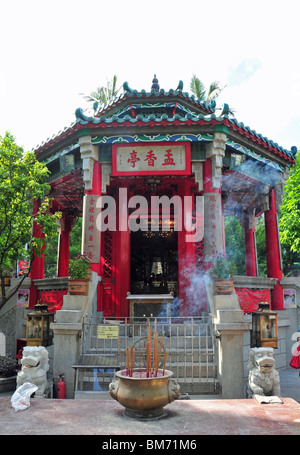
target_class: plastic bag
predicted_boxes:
[11,382,38,412]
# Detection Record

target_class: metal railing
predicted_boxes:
[79,315,218,394]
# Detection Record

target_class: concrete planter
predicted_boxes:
[68,279,88,295]
[214,278,234,295]
[0,375,16,393]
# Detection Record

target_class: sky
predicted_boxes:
[0,0,299,153]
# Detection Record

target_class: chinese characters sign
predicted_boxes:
[204,192,223,258]
[82,194,101,262]
[112,142,191,176]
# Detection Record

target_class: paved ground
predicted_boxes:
[0,368,300,436]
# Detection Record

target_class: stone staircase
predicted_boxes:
[73,317,219,398]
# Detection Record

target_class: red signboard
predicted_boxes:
[112,142,191,176]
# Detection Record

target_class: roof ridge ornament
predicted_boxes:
[123,81,134,93]
[176,80,184,91]
[151,74,160,92]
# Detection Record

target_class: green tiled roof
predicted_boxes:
[34,79,297,165]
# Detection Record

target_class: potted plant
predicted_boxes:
[211,253,236,295]
[1,266,14,287]
[68,252,92,295]
[0,355,17,393]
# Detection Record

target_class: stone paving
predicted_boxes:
[0,368,299,436]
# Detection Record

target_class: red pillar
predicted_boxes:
[57,213,71,277]
[177,180,196,316]
[265,189,283,310]
[85,161,102,277]
[29,200,45,308]
[245,225,257,277]
[115,186,130,318]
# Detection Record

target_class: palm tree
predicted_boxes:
[190,75,223,103]
[80,75,121,111]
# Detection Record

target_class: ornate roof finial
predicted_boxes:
[151,74,160,92]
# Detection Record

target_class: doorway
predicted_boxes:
[130,229,178,297]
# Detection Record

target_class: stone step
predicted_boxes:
[88,336,215,351]
[75,362,217,385]
[84,348,216,364]
[75,370,219,395]
[74,379,219,398]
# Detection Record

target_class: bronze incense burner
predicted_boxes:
[109,319,180,419]
[109,368,180,420]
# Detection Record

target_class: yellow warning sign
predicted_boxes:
[97,325,119,339]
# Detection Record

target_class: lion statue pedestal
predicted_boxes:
[17,346,50,398]
[247,347,281,398]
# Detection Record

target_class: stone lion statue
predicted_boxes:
[17,346,50,398]
[247,347,280,398]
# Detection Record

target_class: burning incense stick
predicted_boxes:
[118,333,123,370]
[153,331,158,375]
[146,341,151,377]
[155,333,165,375]
[139,326,141,376]
[125,348,129,376]
[162,351,168,376]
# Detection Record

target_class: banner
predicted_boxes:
[235,288,271,313]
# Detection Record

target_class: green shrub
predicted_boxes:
[0,355,16,377]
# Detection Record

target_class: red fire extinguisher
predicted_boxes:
[56,374,66,399]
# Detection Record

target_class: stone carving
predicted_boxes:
[17,346,50,398]
[79,135,98,191]
[247,347,280,398]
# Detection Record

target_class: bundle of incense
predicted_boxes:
[162,351,168,376]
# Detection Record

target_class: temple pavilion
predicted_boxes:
[31,76,297,319]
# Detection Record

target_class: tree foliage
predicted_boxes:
[80,75,120,111]
[279,153,300,252]
[190,75,223,103]
[0,132,61,309]
[224,216,245,275]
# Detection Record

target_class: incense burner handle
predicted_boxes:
[109,378,120,401]
[168,378,180,403]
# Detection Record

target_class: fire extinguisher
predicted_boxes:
[56,374,66,399]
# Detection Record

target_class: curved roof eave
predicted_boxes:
[33,106,296,167]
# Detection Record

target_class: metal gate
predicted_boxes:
[76,315,218,395]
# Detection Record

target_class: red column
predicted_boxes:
[115,186,130,318]
[178,180,196,316]
[245,225,257,277]
[265,189,283,310]
[57,213,71,277]
[85,161,102,277]
[29,200,45,308]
